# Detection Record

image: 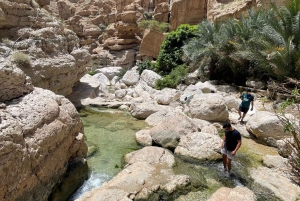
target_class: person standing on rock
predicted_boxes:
[238,89,254,123]
[221,122,242,174]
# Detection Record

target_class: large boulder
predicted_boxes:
[94,67,122,80]
[140,69,162,88]
[175,132,222,161]
[224,94,240,110]
[250,167,300,201]
[0,62,33,102]
[189,94,229,122]
[208,186,257,201]
[0,88,87,201]
[76,147,191,201]
[180,84,203,103]
[153,88,181,105]
[195,81,217,93]
[135,129,152,146]
[121,67,140,86]
[145,110,176,126]
[170,0,207,30]
[92,73,110,86]
[150,112,200,150]
[124,146,175,166]
[246,111,293,146]
[139,29,166,58]
[130,101,170,119]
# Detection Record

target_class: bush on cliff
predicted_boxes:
[156,24,197,76]
[155,64,187,89]
[137,60,155,75]
[12,51,31,68]
[138,20,170,33]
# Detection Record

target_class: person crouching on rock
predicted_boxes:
[221,122,242,174]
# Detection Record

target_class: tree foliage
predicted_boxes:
[270,81,300,184]
[183,0,300,84]
[155,64,188,89]
[137,60,155,75]
[156,24,197,75]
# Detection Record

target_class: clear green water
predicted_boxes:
[70,106,148,200]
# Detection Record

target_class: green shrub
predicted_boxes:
[156,24,197,76]
[143,12,152,20]
[12,52,31,68]
[138,20,170,33]
[137,60,155,75]
[183,0,300,84]
[87,70,95,76]
[270,84,300,184]
[155,64,188,89]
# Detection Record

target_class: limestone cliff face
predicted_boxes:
[40,0,290,65]
[0,0,91,96]
[170,0,207,31]
[207,0,290,22]
[0,65,87,200]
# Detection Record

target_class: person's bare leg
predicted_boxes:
[241,112,246,122]
[227,158,232,173]
[238,110,242,119]
[222,154,228,171]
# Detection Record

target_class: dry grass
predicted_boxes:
[12,52,31,68]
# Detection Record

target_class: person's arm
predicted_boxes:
[240,93,244,100]
[251,96,254,111]
[231,140,241,156]
[221,135,226,148]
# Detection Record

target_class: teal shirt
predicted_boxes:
[241,93,254,108]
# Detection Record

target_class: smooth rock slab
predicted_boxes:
[250,167,300,201]
[130,101,170,119]
[77,147,191,201]
[208,186,257,201]
[135,129,152,146]
[246,111,293,146]
[189,94,229,122]
[175,132,222,161]
[150,112,200,150]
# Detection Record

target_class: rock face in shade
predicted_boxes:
[0,88,87,201]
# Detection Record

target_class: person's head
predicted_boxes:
[247,89,251,94]
[223,122,232,131]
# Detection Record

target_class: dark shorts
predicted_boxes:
[239,105,249,113]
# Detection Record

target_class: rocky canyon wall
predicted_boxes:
[0,61,87,200]
[38,0,291,67]
[0,1,89,200]
[0,0,91,96]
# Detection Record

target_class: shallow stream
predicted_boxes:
[70,106,278,200]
